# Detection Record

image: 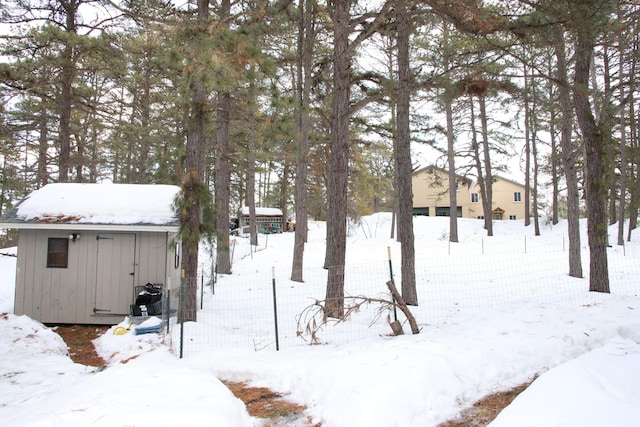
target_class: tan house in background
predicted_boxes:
[412,166,528,220]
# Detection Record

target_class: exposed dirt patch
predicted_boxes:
[54,325,109,367]
[223,380,319,426]
[438,382,532,427]
[54,325,529,426]
[224,379,529,427]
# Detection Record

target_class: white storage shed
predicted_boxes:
[0,183,182,325]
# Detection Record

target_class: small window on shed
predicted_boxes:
[47,238,69,268]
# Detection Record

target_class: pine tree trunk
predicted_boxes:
[58,3,77,183]
[291,0,313,282]
[524,63,531,227]
[553,28,583,278]
[446,97,458,242]
[479,97,493,235]
[138,80,151,183]
[617,16,628,247]
[247,81,258,247]
[618,123,627,246]
[181,193,200,321]
[325,0,351,319]
[532,121,540,236]
[471,96,493,236]
[215,0,232,275]
[442,23,459,243]
[574,31,610,293]
[627,15,639,242]
[469,97,488,229]
[215,91,232,274]
[396,2,417,305]
[38,109,49,187]
[180,0,211,322]
[527,65,540,236]
[549,100,559,226]
[627,101,638,242]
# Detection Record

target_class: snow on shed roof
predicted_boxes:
[240,206,283,216]
[1,183,180,230]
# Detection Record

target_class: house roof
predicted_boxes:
[491,175,526,189]
[413,165,473,185]
[0,183,181,232]
[413,165,525,188]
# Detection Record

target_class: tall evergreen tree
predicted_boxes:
[291,0,316,283]
[395,1,417,305]
[442,21,460,244]
[570,0,614,293]
[180,0,212,321]
[1,0,117,184]
[214,0,233,276]
[324,0,393,318]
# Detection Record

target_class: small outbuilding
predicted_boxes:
[0,183,183,325]
[239,206,284,233]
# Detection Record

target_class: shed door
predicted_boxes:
[94,233,137,316]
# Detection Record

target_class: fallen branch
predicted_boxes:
[296,284,421,344]
[386,280,420,335]
[296,296,388,344]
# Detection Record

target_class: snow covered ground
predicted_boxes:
[1,215,640,426]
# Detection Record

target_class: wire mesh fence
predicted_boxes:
[163,237,640,358]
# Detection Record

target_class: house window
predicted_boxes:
[514,192,522,202]
[509,215,517,220]
[471,193,479,203]
[435,206,462,217]
[436,207,450,216]
[47,238,69,268]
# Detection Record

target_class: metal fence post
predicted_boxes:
[271,266,280,351]
[387,246,398,323]
[179,269,185,359]
[164,278,171,334]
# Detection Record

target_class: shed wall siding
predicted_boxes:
[164,234,181,311]
[15,229,97,323]
[164,235,180,288]
[137,232,167,284]
[15,229,174,325]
